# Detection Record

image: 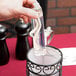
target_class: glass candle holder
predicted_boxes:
[26,46,63,76]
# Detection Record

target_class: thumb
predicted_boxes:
[17,7,38,19]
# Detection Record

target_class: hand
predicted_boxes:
[0,0,39,23]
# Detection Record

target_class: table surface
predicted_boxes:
[0,33,76,76]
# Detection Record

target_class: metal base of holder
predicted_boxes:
[26,46,63,76]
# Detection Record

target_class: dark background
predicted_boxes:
[37,0,47,28]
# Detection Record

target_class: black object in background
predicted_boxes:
[15,21,30,60]
[0,24,10,65]
[0,18,18,38]
[37,0,47,28]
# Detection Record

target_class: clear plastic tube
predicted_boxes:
[32,2,45,47]
[29,2,46,56]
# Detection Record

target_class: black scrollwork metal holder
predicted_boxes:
[26,46,63,76]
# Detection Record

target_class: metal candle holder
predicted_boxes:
[26,46,63,76]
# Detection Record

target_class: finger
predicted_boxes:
[23,3,33,8]
[18,7,38,18]
[23,0,38,8]
[23,0,34,8]
[28,18,31,23]
[23,0,36,4]
[21,15,29,23]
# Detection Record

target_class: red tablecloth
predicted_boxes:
[0,33,76,76]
